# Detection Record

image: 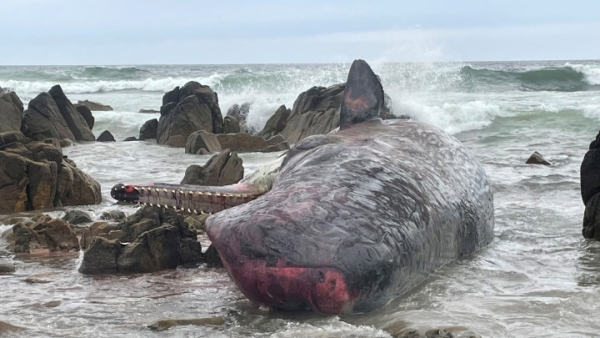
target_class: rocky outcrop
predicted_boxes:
[80,222,119,249]
[76,105,94,130]
[0,133,102,214]
[97,130,116,142]
[216,132,288,153]
[0,91,24,133]
[258,105,290,139]
[49,86,95,141]
[526,151,550,165]
[76,100,113,111]
[226,102,251,133]
[185,130,222,154]
[79,206,203,274]
[157,82,224,147]
[22,88,95,142]
[139,119,158,140]
[181,149,243,186]
[223,116,241,134]
[280,83,397,144]
[11,215,80,253]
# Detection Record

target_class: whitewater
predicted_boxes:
[1,60,600,337]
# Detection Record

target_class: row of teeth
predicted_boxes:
[126,200,213,215]
[135,186,251,199]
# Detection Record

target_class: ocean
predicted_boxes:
[1,60,600,337]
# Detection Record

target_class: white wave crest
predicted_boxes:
[565,63,600,85]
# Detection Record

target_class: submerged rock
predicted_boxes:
[10,216,80,253]
[148,317,225,332]
[97,130,116,142]
[62,210,93,224]
[525,151,550,165]
[0,320,25,334]
[139,118,158,140]
[0,262,15,274]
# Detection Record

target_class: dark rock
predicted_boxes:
[157,82,223,147]
[22,92,76,141]
[222,116,240,134]
[185,130,222,154]
[78,237,122,274]
[49,85,95,141]
[181,149,243,186]
[60,139,72,148]
[76,105,95,130]
[80,222,118,249]
[97,130,116,142]
[0,91,24,133]
[148,317,225,332]
[0,262,15,273]
[55,159,102,207]
[0,131,29,147]
[265,134,285,146]
[124,136,138,142]
[204,244,222,267]
[227,102,251,133]
[258,105,290,139]
[62,210,93,224]
[99,210,126,222]
[43,138,62,151]
[76,100,113,111]
[581,131,600,205]
[138,109,159,114]
[44,300,61,308]
[525,151,550,165]
[31,216,80,252]
[0,151,30,214]
[139,118,158,140]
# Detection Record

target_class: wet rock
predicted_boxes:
[157,82,223,147]
[181,149,243,186]
[76,105,95,130]
[97,130,116,142]
[139,109,159,114]
[59,139,72,148]
[258,105,291,139]
[185,130,222,154]
[216,132,267,152]
[139,118,158,140]
[184,214,209,233]
[80,206,202,274]
[0,91,24,133]
[222,116,240,134]
[526,151,550,165]
[204,244,222,267]
[0,131,29,147]
[76,100,113,111]
[582,131,600,206]
[22,92,76,142]
[124,136,138,142]
[56,158,102,207]
[12,216,79,253]
[99,210,126,222]
[226,102,252,133]
[148,317,225,332]
[62,210,93,224]
[25,272,56,284]
[0,320,25,334]
[49,85,95,141]
[80,222,118,249]
[0,262,15,273]
[44,300,61,308]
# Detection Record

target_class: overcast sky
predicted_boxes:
[1,0,599,65]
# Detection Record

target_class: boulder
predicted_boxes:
[22,92,76,141]
[181,149,243,186]
[525,151,550,165]
[76,100,113,111]
[156,82,224,147]
[258,105,291,139]
[582,131,600,205]
[139,118,158,140]
[0,151,29,213]
[124,136,138,142]
[204,244,222,267]
[185,130,222,154]
[222,116,241,134]
[97,130,116,142]
[0,262,15,273]
[79,206,203,274]
[62,210,93,224]
[226,102,251,133]
[76,105,95,130]
[49,85,95,141]
[99,210,126,222]
[11,216,79,253]
[55,159,102,207]
[0,91,24,133]
[80,222,118,249]
[0,131,29,147]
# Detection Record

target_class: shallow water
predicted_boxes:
[2,61,600,337]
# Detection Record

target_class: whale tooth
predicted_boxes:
[187,208,191,213]
[171,190,176,194]
[193,210,198,214]
[163,189,168,193]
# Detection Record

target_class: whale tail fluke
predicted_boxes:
[339,60,384,130]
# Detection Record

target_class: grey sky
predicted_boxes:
[1,0,599,65]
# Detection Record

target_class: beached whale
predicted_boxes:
[111,59,494,314]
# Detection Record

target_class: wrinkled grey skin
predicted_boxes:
[206,117,494,314]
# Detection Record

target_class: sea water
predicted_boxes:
[1,61,600,337]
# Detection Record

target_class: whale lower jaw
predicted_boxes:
[225,260,357,314]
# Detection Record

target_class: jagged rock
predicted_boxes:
[99,210,126,222]
[62,210,92,224]
[157,82,224,147]
[22,92,76,141]
[138,109,159,114]
[185,130,222,154]
[227,102,251,133]
[181,149,243,186]
[12,216,79,253]
[222,116,240,134]
[97,130,116,142]
[49,85,95,141]
[258,105,290,139]
[0,91,24,133]
[204,244,222,267]
[148,317,225,332]
[139,118,158,140]
[76,100,113,111]
[79,206,203,274]
[76,105,94,130]
[526,151,550,165]
[55,158,102,207]
[80,222,118,250]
